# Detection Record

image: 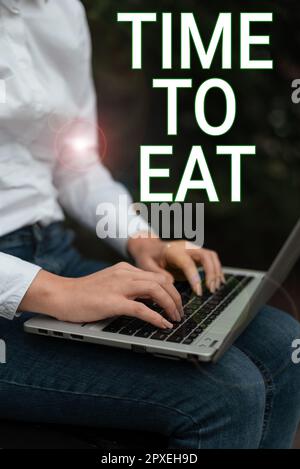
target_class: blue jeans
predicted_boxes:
[0,222,300,449]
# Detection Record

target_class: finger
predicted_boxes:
[115,261,171,281]
[124,300,173,329]
[191,250,216,293]
[112,262,140,272]
[138,256,174,283]
[127,269,183,317]
[211,252,224,289]
[171,253,202,296]
[128,281,180,322]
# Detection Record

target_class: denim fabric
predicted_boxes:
[0,223,300,448]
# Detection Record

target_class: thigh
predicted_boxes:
[235,306,300,448]
[60,252,111,277]
[236,306,300,379]
[0,311,266,448]
[39,225,111,277]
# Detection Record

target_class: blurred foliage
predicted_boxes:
[80,0,300,270]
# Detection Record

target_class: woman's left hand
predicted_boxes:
[127,236,225,296]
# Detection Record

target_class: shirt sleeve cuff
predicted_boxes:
[0,254,42,320]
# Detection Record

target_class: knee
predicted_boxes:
[259,305,300,345]
[240,306,300,375]
[265,307,300,387]
[186,347,266,448]
[221,347,266,434]
[239,306,300,406]
[264,307,300,377]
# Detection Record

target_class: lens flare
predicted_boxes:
[54,118,108,172]
[66,136,93,153]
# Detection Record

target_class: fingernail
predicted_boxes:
[194,282,202,296]
[210,281,216,293]
[175,309,182,321]
[191,273,200,284]
[163,319,173,329]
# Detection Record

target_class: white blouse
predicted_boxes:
[0,0,148,319]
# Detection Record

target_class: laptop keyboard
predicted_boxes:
[102,274,253,345]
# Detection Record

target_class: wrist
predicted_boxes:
[127,231,161,258]
[19,269,74,320]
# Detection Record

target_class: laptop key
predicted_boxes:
[190,331,200,339]
[119,327,139,336]
[119,319,144,336]
[102,324,121,333]
[183,337,194,345]
[171,321,183,330]
[135,327,156,338]
[166,322,195,343]
[182,295,192,306]
[103,317,133,333]
[166,335,183,343]
[151,331,169,341]
[192,297,204,307]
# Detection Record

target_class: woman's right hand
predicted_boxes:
[19,262,183,329]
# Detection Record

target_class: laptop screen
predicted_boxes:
[213,203,300,273]
[255,214,300,273]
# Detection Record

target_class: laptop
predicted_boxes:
[24,219,300,363]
